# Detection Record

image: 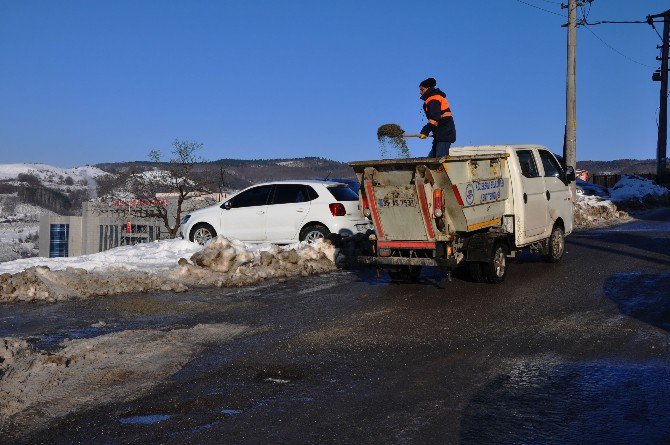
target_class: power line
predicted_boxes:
[583,19,664,25]
[514,0,566,17]
[582,26,656,68]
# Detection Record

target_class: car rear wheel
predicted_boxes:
[299,224,330,243]
[190,223,217,245]
[542,224,565,263]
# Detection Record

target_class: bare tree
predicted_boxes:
[122,139,213,238]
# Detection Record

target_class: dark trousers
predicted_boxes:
[428,141,451,158]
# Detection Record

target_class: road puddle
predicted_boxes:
[604,273,670,331]
[28,324,122,351]
[460,359,670,443]
[119,414,172,425]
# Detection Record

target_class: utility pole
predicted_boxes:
[562,0,579,193]
[649,9,670,181]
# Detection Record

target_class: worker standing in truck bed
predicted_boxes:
[418,77,457,158]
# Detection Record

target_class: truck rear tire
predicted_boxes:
[468,262,486,283]
[482,243,508,284]
[541,224,565,263]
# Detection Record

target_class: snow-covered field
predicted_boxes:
[0,198,50,262]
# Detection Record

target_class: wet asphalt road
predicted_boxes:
[3,208,670,444]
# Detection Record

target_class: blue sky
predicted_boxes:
[0,0,668,166]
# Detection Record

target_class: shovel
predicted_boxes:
[401,134,423,138]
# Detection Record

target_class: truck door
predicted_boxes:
[538,149,573,233]
[516,149,548,239]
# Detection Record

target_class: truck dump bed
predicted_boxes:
[349,149,510,243]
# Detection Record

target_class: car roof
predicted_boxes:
[251,179,348,187]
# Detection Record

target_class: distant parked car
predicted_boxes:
[576,178,609,197]
[180,180,373,245]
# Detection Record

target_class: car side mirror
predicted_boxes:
[221,201,232,210]
[565,166,576,184]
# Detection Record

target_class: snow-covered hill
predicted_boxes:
[0,163,107,182]
[0,163,109,198]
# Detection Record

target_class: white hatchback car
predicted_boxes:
[180,180,373,245]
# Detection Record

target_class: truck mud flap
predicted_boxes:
[358,256,439,267]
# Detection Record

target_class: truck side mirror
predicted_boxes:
[565,166,576,183]
[221,201,232,210]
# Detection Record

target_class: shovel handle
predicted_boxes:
[402,134,423,138]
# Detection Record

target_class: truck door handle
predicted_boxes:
[256,210,265,215]
[523,193,528,204]
[546,190,551,200]
[296,208,305,212]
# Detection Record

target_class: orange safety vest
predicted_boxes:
[423,94,453,126]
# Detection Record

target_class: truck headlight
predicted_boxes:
[182,214,191,224]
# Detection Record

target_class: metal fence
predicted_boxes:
[590,173,658,188]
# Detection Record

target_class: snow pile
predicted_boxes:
[609,175,670,206]
[0,239,202,275]
[0,237,337,303]
[0,323,249,436]
[573,195,629,229]
[174,236,337,287]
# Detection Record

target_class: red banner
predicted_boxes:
[111,199,168,207]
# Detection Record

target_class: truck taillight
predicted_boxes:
[433,188,444,218]
[329,203,347,216]
[360,190,371,217]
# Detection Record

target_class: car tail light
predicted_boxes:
[452,184,464,206]
[433,188,444,218]
[360,190,371,217]
[329,203,346,216]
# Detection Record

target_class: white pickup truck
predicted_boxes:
[349,145,576,283]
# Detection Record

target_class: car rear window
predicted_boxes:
[327,185,359,201]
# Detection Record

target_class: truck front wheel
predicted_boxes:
[541,224,565,263]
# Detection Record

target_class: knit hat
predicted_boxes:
[419,77,437,88]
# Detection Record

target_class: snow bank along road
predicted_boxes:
[1,208,670,443]
[0,237,337,303]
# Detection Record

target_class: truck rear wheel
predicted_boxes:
[468,262,485,283]
[541,224,565,263]
[482,243,508,284]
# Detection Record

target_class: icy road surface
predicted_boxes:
[1,208,669,443]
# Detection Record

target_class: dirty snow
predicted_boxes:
[0,323,250,436]
[573,195,629,230]
[0,237,338,303]
[609,175,670,204]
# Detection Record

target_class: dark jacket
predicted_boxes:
[420,87,456,143]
